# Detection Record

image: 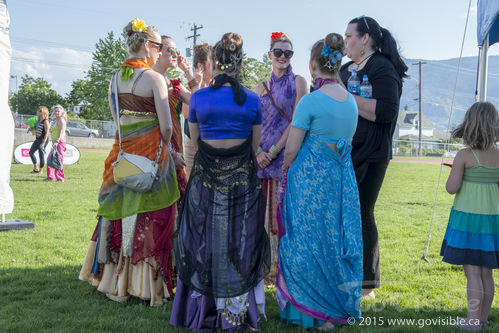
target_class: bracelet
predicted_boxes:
[268,145,281,159]
[187,78,199,90]
[256,147,263,155]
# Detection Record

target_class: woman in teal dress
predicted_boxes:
[277,33,362,329]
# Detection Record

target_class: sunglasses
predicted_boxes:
[167,47,180,57]
[272,48,294,59]
[357,15,370,31]
[148,40,163,52]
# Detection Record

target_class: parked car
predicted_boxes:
[65,120,99,138]
[14,119,30,130]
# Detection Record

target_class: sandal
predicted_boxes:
[30,169,40,173]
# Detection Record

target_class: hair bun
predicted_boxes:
[220,32,243,51]
[324,33,344,52]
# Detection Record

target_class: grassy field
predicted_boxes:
[0,152,497,332]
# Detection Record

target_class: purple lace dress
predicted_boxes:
[258,65,296,181]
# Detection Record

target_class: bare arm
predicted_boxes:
[177,84,193,104]
[57,119,66,142]
[283,126,306,170]
[189,122,200,152]
[446,149,466,194]
[252,124,262,153]
[181,102,190,119]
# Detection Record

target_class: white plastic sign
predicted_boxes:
[14,142,81,165]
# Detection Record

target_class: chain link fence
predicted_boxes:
[392,139,464,157]
[13,113,116,138]
[14,113,468,155]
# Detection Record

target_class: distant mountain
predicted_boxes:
[400,55,499,129]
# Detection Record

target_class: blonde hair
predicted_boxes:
[37,106,49,121]
[122,21,159,53]
[452,102,499,150]
[52,104,67,121]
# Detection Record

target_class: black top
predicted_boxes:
[340,53,402,167]
[35,119,48,140]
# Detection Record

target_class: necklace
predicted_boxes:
[355,53,374,70]
[313,77,340,91]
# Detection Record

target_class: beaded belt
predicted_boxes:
[120,109,157,118]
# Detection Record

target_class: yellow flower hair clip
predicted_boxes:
[131,18,147,33]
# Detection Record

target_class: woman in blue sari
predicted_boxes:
[277,33,363,330]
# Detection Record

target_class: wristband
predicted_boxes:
[268,145,281,159]
[256,147,263,155]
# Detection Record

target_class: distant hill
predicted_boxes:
[401,55,499,129]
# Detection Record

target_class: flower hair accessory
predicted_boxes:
[131,18,148,33]
[321,45,343,71]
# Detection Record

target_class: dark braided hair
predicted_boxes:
[212,32,243,75]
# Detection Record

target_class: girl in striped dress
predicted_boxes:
[441,101,499,330]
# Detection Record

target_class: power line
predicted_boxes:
[11,37,94,52]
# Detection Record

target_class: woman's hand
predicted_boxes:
[256,151,272,169]
[172,151,186,170]
[52,140,58,146]
[177,56,192,75]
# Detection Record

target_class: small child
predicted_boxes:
[441,101,499,331]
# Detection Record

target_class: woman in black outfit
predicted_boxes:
[340,16,407,300]
[29,106,50,174]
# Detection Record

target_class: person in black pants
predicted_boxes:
[29,106,50,173]
[340,16,408,300]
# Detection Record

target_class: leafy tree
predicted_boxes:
[66,79,90,106]
[239,54,272,90]
[78,32,127,120]
[9,75,65,115]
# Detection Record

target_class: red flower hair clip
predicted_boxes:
[271,32,285,43]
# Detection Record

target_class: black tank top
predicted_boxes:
[36,119,48,139]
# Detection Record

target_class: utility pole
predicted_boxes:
[187,23,203,59]
[412,61,426,156]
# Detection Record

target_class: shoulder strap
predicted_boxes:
[262,81,291,123]
[470,148,481,166]
[131,69,149,94]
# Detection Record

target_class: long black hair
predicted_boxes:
[349,16,408,79]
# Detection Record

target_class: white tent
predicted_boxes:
[476,0,499,101]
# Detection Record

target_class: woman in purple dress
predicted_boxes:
[170,32,270,332]
[254,32,307,284]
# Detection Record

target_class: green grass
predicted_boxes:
[0,153,497,332]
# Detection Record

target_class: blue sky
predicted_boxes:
[7,0,498,96]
